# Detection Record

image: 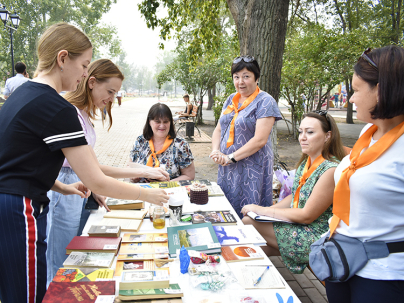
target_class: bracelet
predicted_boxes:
[136,187,141,201]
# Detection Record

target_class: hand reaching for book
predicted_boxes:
[92,193,111,212]
[142,188,169,206]
[145,167,170,181]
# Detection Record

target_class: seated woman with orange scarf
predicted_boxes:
[129,103,195,182]
[240,111,345,274]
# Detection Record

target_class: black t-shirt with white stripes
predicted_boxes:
[0,81,88,202]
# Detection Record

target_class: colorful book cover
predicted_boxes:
[192,211,237,225]
[63,252,115,268]
[42,281,115,302]
[117,253,169,261]
[120,270,170,290]
[114,260,155,276]
[149,181,180,188]
[118,283,183,301]
[65,236,121,254]
[122,232,168,243]
[52,268,114,282]
[119,242,169,255]
[167,222,221,257]
[178,180,212,186]
[106,197,144,210]
[221,244,265,262]
[213,225,266,246]
[87,225,121,237]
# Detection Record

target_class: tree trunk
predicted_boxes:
[227,0,289,102]
[345,77,354,124]
[207,86,215,110]
[227,0,290,157]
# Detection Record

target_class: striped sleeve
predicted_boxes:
[41,107,88,151]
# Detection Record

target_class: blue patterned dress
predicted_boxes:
[217,91,282,218]
[274,158,338,274]
[130,135,194,182]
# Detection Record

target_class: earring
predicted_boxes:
[61,66,63,72]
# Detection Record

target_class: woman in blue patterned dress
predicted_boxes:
[241,112,345,274]
[210,56,282,218]
[129,103,195,182]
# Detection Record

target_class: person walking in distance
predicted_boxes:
[3,62,29,99]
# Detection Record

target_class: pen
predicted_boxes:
[254,265,270,286]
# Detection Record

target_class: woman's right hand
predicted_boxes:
[146,167,170,181]
[142,188,169,206]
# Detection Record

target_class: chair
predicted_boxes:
[176,105,202,138]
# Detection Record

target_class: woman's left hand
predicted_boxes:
[241,204,260,216]
[62,182,91,198]
[210,151,231,166]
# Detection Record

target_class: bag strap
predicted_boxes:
[387,241,404,253]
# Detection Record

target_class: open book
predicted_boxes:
[247,211,294,224]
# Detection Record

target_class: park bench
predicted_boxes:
[176,105,202,138]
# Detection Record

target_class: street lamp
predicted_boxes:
[0,4,21,77]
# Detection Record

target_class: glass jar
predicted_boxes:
[152,206,166,229]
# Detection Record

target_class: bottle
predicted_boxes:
[153,206,166,229]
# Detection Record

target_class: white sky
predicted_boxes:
[101,0,175,70]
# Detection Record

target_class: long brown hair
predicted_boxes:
[64,59,124,130]
[34,23,92,77]
[296,112,345,167]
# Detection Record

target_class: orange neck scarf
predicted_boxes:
[293,155,325,208]
[146,136,173,167]
[330,121,404,236]
[222,86,260,148]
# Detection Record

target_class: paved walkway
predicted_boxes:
[93,97,363,303]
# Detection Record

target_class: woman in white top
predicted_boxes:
[326,46,404,302]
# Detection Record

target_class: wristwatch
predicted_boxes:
[228,153,237,163]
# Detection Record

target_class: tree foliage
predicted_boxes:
[0,0,121,82]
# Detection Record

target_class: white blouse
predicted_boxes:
[333,124,404,280]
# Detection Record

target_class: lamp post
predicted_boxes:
[0,5,21,77]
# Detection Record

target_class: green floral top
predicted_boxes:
[273,157,339,274]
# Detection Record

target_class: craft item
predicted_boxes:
[154,258,174,268]
[181,214,192,222]
[153,206,166,229]
[179,246,190,274]
[190,183,209,205]
[168,196,184,221]
[189,251,220,264]
[168,208,180,226]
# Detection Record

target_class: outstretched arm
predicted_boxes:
[63,145,169,205]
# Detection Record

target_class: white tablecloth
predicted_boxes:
[81,192,301,303]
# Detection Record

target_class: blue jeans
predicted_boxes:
[46,167,90,286]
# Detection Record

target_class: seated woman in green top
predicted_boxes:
[241,111,345,274]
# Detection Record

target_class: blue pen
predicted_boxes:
[254,265,270,286]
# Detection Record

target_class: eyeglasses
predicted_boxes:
[313,110,331,130]
[358,48,378,71]
[233,55,255,64]
[313,110,328,116]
